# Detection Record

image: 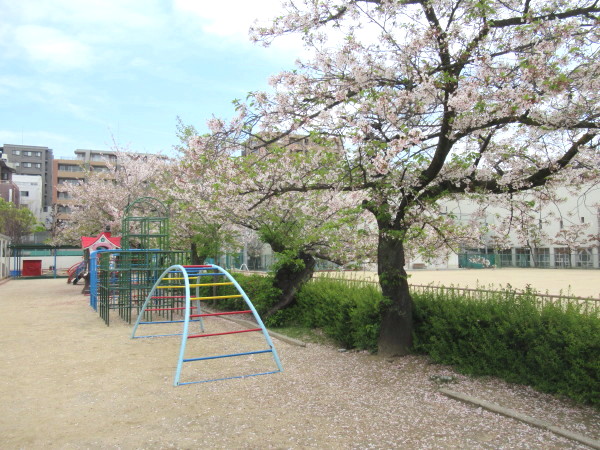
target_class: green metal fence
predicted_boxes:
[97,250,190,325]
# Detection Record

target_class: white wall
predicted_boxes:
[0,233,9,279]
[409,184,600,269]
[13,174,45,224]
[10,256,83,274]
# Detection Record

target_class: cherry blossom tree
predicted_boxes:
[53,150,172,245]
[177,133,378,315]
[202,0,599,355]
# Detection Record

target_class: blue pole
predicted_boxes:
[173,266,191,386]
[210,264,283,373]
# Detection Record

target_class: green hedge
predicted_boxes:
[412,288,600,407]
[206,272,281,316]
[225,274,384,352]
[221,274,599,406]
[293,278,384,351]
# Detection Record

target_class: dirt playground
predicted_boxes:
[327,267,600,299]
[0,271,599,449]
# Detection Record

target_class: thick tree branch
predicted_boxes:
[424,132,597,199]
[489,4,600,27]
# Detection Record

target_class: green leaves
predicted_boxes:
[0,198,42,243]
[413,288,600,406]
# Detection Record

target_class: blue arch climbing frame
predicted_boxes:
[131,264,283,385]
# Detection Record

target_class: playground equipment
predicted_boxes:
[132,264,282,385]
[89,197,190,325]
[67,260,86,284]
[90,249,189,325]
[121,197,170,251]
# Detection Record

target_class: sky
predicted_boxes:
[0,0,304,158]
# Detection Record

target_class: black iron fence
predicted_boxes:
[310,275,600,315]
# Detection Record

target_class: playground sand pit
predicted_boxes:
[1,278,599,449]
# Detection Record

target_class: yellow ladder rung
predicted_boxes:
[163,277,225,281]
[156,282,234,289]
[190,295,243,300]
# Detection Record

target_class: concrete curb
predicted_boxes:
[439,388,600,449]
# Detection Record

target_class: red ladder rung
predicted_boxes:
[190,310,251,318]
[145,306,198,312]
[187,328,261,339]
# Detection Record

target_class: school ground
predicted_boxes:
[324,267,600,299]
[0,274,598,449]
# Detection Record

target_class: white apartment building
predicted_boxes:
[12,174,48,226]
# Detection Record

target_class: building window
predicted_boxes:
[533,248,550,268]
[515,248,531,267]
[21,191,29,197]
[496,249,513,268]
[581,217,585,223]
[20,151,42,157]
[554,248,571,268]
[576,248,593,268]
[22,162,32,168]
[58,164,82,172]
[58,178,80,185]
[57,206,72,214]
[13,150,20,155]
[57,192,71,199]
[34,163,41,168]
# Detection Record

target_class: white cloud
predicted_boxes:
[14,25,94,71]
[172,0,306,58]
[173,0,283,41]
[2,0,169,71]
[0,76,29,95]
[0,129,78,147]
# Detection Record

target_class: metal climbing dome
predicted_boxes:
[121,197,170,251]
[131,264,282,385]
[93,197,189,325]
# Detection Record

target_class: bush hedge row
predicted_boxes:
[412,287,600,406]
[223,274,599,406]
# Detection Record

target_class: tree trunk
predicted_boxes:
[190,242,202,265]
[266,251,316,317]
[377,232,413,357]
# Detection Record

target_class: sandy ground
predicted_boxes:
[0,278,599,449]
[318,268,600,299]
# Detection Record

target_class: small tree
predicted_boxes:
[53,150,171,244]
[0,199,42,244]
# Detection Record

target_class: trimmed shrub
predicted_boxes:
[295,278,384,351]
[220,274,384,351]
[213,273,281,316]
[412,287,600,407]
[214,273,599,406]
